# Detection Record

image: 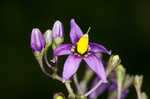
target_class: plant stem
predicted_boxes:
[39,62,52,78]
[65,81,75,96]
[117,83,122,99]
[73,74,83,94]
[84,80,102,96]
[44,52,52,68]
[52,74,62,82]
[36,53,75,98]
[40,63,75,97]
[135,87,142,99]
[137,90,142,99]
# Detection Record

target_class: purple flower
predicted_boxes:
[109,77,117,91]
[109,77,129,99]
[53,19,111,83]
[52,20,64,39]
[30,28,46,51]
[90,77,129,99]
[90,77,108,99]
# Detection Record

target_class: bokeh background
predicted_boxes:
[1,0,150,99]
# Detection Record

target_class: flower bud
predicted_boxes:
[44,29,52,50]
[106,55,121,75]
[142,92,148,99]
[123,74,134,89]
[53,92,65,99]
[115,64,126,99]
[52,20,64,46]
[56,96,63,99]
[30,28,45,51]
[134,75,143,90]
[111,55,120,66]
[116,64,126,83]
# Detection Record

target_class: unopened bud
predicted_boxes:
[52,20,64,46]
[123,75,134,89]
[56,96,63,99]
[44,29,52,50]
[116,64,126,83]
[53,92,65,99]
[116,65,126,99]
[134,75,143,90]
[142,92,148,99]
[30,28,45,51]
[106,55,121,75]
[111,55,120,66]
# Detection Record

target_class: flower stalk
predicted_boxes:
[85,80,103,97]
[116,65,126,99]
[134,75,143,99]
[73,74,83,94]
[65,81,75,99]
[80,69,94,93]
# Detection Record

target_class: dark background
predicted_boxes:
[1,0,150,99]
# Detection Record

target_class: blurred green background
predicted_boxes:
[0,0,150,99]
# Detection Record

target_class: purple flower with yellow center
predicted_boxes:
[54,19,111,83]
[30,28,46,51]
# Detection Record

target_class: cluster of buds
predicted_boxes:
[30,21,64,66]
[30,20,64,53]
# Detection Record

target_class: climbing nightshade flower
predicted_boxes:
[30,28,46,51]
[53,19,111,83]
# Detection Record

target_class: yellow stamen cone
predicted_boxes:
[77,34,89,54]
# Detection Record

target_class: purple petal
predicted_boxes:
[30,28,45,51]
[90,77,108,99]
[121,90,129,99]
[70,19,83,44]
[62,54,82,82]
[84,54,107,83]
[89,43,111,55]
[109,77,117,91]
[54,44,73,56]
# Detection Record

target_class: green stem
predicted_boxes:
[84,80,102,96]
[73,74,83,94]
[80,69,94,93]
[117,83,122,99]
[65,81,74,95]
[135,87,142,99]
[37,56,52,78]
[44,51,52,68]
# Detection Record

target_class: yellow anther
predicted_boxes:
[71,48,75,52]
[72,46,75,49]
[84,54,88,57]
[75,53,78,56]
[77,34,89,54]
